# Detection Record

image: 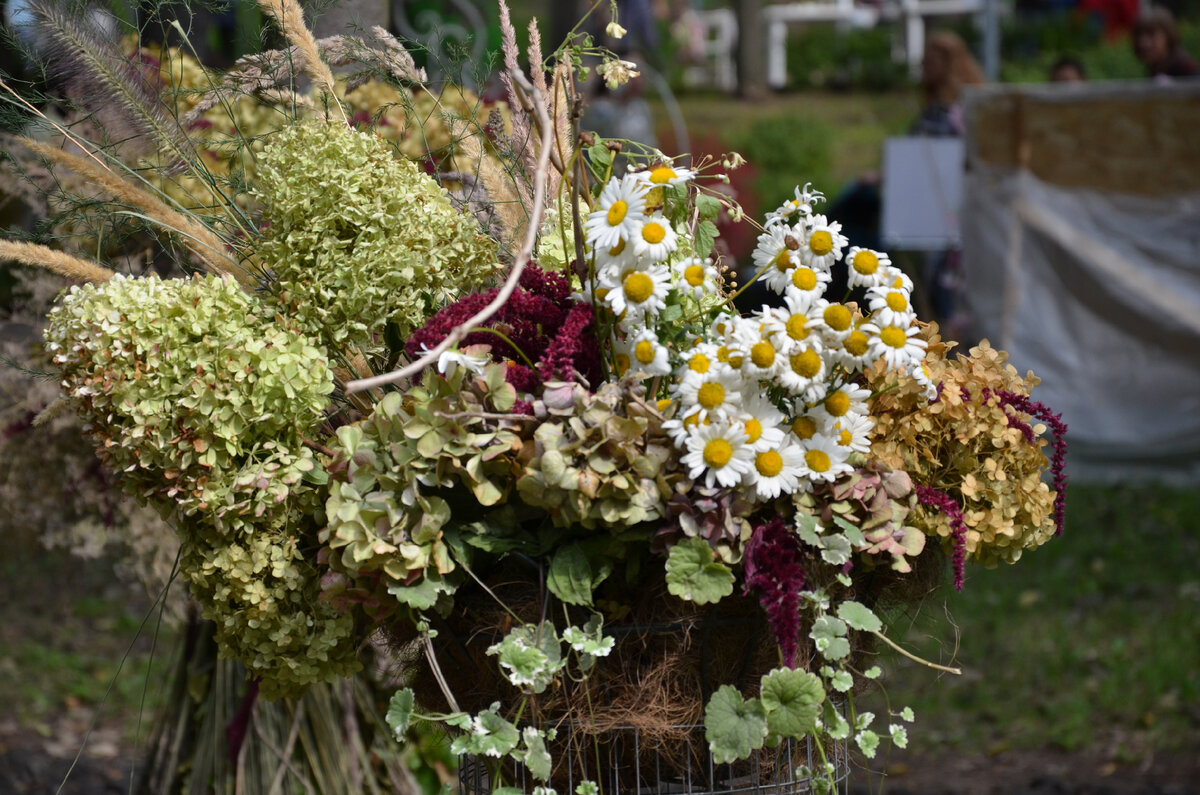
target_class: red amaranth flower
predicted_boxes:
[914,485,968,591]
[992,389,1068,536]
[744,518,807,668]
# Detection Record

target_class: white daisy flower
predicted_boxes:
[584,174,648,252]
[593,235,638,273]
[831,413,873,454]
[765,183,825,227]
[866,284,916,328]
[639,163,697,187]
[761,294,817,355]
[788,411,823,444]
[674,366,743,422]
[682,420,755,489]
[674,256,719,299]
[632,215,679,262]
[878,266,914,294]
[602,262,672,320]
[783,262,831,306]
[709,313,740,344]
[751,224,804,294]
[734,394,787,452]
[775,344,827,400]
[845,246,892,290]
[810,381,872,426]
[676,342,725,381]
[662,407,707,446]
[808,299,856,344]
[913,360,939,401]
[624,329,672,376]
[797,433,854,486]
[801,214,848,270]
[428,345,489,379]
[862,322,929,371]
[745,438,806,500]
[830,324,875,373]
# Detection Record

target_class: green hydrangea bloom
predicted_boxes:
[255,121,498,354]
[44,273,358,696]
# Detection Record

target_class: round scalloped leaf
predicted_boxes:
[704,685,768,764]
[760,668,825,738]
[665,537,735,605]
[386,688,415,739]
[836,600,882,633]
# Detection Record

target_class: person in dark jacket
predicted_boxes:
[1133,7,1200,79]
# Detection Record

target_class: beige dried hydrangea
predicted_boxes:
[866,329,1057,565]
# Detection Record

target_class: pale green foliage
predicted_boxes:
[255,121,497,354]
[516,380,680,529]
[704,685,768,764]
[323,365,522,588]
[44,273,358,698]
[486,622,566,694]
[759,668,825,738]
[836,600,882,633]
[665,536,735,605]
[810,615,851,661]
[386,688,415,738]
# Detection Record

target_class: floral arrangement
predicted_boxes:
[2,0,1066,791]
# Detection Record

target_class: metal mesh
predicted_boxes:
[458,722,850,795]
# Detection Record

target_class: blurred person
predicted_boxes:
[912,31,986,137]
[1049,55,1088,82]
[1132,7,1200,79]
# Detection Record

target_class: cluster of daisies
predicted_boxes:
[582,170,933,503]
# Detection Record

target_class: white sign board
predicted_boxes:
[881,137,964,250]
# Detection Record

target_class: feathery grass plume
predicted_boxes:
[497,0,535,194]
[21,138,252,286]
[547,61,574,206]
[0,240,115,283]
[31,1,192,165]
[255,0,346,122]
[452,121,529,254]
[32,398,70,427]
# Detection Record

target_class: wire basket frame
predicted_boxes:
[458,721,850,795]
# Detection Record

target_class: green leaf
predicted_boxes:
[694,220,720,259]
[547,543,598,607]
[695,194,722,221]
[837,600,882,633]
[832,515,865,545]
[387,571,455,610]
[704,685,768,764]
[810,616,850,660]
[386,688,415,739]
[665,537,734,605]
[760,668,824,738]
[521,727,553,781]
[487,623,564,693]
[588,142,612,175]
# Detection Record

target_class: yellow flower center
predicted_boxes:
[684,264,707,287]
[805,449,831,473]
[623,272,654,304]
[892,275,905,289]
[684,412,702,429]
[885,291,908,312]
[809,230,833,256]
[792,267,818,291]
[823,304,851,332]
[717,346,742,369]
[697,382,726,410]
[608,239,626,257]
[657,398,673,412]
[607,200,628,226]
[649,166,677,184]
[853,250,879,275]
[642,222,667,245]
[787,314,810,341]
[750,341,776,368]
[635,340,656,364]
[880,326,908,349]
[688,353,711,374]
[825,391,851,417]
[773,249,792,273]
[844,330,869,357]
[838,429,853,446]
[790,349,822,379]
[744,418,763,444]
[792,416,817,440]
[703,438,733,468]
[755,450,784,477]
[615,353,630,374]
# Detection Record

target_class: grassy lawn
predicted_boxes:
[865,483,1200,760]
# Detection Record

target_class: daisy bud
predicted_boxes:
[606,21,627,39]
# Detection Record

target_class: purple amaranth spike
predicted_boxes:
[744,519,807,668]
[993,390,1069,536]
[914,485,968,591]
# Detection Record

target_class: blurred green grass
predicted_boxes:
[866,484,1200,757]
